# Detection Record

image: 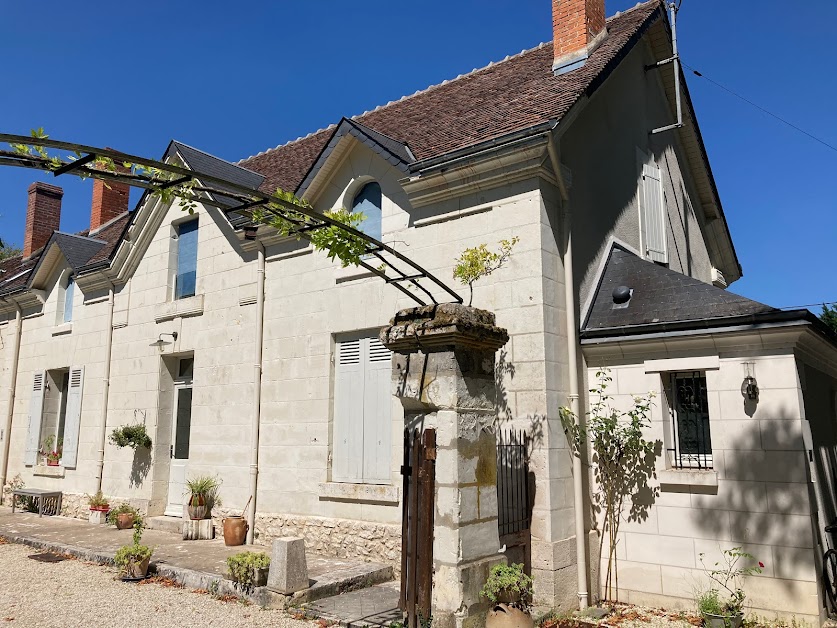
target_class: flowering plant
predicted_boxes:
[697,547,763,617]
[39,435,62,464]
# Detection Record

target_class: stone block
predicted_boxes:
[267,537,309,594]
[182,518,214,540]
[88,510,107,525]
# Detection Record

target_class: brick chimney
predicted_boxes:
[23,182,63,259]
[552,0,607,75]
[90,158,130,232]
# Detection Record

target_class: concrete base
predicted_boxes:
[87,510,106,525]
[182,518,214,540]
[267,536,308,594]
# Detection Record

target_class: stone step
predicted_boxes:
[267,557,394,605]
[145,515,183,535]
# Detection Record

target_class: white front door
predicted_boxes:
[165,382,193,517]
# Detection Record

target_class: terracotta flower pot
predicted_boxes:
[223,517,247,546]
[116,513,135,530]
[486,604,534,628]
[703,613,743,628]
[187,494,208,520]
[90,505,109,512]
[47,460,59,467]
[123,557,150,580]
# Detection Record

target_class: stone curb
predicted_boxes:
[0,532,274,607]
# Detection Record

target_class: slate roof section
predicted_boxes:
[582,245,777,338]
[51,233,107,269]
[239,0,663,193]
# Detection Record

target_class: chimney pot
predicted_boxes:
[552,0,607,75]
[23,182,63,259]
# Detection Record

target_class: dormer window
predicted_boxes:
[351,182,382,241]
[63,275,75,323]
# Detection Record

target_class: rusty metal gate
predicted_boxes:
[400,427,436,628]
[497,429,532,574]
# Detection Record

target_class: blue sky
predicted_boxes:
[1,1,834,310]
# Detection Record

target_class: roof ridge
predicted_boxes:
[237,124,338,164]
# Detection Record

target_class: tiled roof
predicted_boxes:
[582,245,776,337]
[239,0,663,194]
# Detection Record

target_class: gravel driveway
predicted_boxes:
[0,542,318,627]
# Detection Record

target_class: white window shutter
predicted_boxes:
[333,339,364,482]
[363,337,392,484]
[24,371,46,466]
[60,366,84,468]
[641,163,668,264]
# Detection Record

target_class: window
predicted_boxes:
[24,366,85,468]
[175,220,199,299]
[351,182,382,242]
[640,161,668,265]
[63,276,75,323]
[333,333,392,484]
[666,371,712,469]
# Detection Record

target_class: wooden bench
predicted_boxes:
[11,488,63,517]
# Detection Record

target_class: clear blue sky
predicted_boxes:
[1,1,834,310]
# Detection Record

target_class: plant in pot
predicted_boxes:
[185,475,221,520]
[40,435,62,466]
[696,547,763,628]
[107,503,140,530]
[109,424,152,450]
[87,491,110,512]
[114,518,153,581]
[481,562,534,628]
[226,551,271,590]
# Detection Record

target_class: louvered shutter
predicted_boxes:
[363,336,392,484]
[333,339,364,481]
[60,366,84,468]
[641,163,668,263]
[24,371,46,466]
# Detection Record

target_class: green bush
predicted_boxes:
[114,519,153,576]
[109,424,152,449]
[480,563,533,610]
[697,589,724,616]
[226,551,270,587]
[106,503,139,526]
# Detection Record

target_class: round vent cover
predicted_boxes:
[612,285,632,304]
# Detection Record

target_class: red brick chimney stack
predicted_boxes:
[552,0,607,75]
[90,153,130,232]
[23,182,63,259]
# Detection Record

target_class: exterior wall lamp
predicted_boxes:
[741,362,759,401]
[149,332,178,348]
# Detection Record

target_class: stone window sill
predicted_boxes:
[155,293,204,322]
[334,265,376,283]
[658,468,718,489]
[52,322,72,336]
[318,482,399,504]
[33,464,65,478]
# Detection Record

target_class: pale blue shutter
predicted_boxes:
[642,163,667,264]
[60,366,84,468]
[363,337,392,484]
[24,371,46,466]
[352,182,382,242]
[333,339,364,482]
[175,220,199,299]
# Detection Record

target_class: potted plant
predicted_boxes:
[696,547,764,628]
[86,491,110,524]
[223,496,250,546]
[481,562,534,628]
[114,518,153,581]
[109,424,152,450]
[40,435,62,466]
[185,475,221,520]
[226,551,270,589]
[107,503,140,530]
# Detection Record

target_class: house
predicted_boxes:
[0,0,834,622]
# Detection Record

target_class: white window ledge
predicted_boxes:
[52,322,72,336]
[658,468,718,489]
[33,464,65,478]
[335,265,376,283]
[319,482,399,504]
[644,356,719,373]
[155,294,204,322]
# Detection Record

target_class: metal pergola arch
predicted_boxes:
[0,133,463,306]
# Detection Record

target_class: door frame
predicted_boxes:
[165,371,193,517]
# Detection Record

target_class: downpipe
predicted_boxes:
[247,242,266,544]
[96,282,116,493]
[0,302,23,502]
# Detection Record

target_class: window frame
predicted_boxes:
[350,181,382,243]
[173,218,199,300]
[665,370,713,470]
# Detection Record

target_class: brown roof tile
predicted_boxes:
[239,1,662,193]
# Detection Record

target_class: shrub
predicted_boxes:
[113,519,153,576]
[226,551,271,587]
[86,491,110,509]
[185,475,222,510]
[109,424,152,449]
[480,563,533,610]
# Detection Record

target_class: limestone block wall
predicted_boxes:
[583,347,819,621]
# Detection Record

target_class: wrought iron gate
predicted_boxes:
[497,429,532,574]
[400,427,436,628]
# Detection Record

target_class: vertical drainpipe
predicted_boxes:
[0,302,23,503]
[246,242,266,544]
[96,282,116,493]
[547,136,589,609]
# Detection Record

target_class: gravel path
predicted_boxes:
[0,542,319,628]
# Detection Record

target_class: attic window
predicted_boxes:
[63,276,75,323]
[352,182,382,242]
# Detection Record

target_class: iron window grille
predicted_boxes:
[667,371,713,469]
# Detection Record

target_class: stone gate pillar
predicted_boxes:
[381,304,509,628]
